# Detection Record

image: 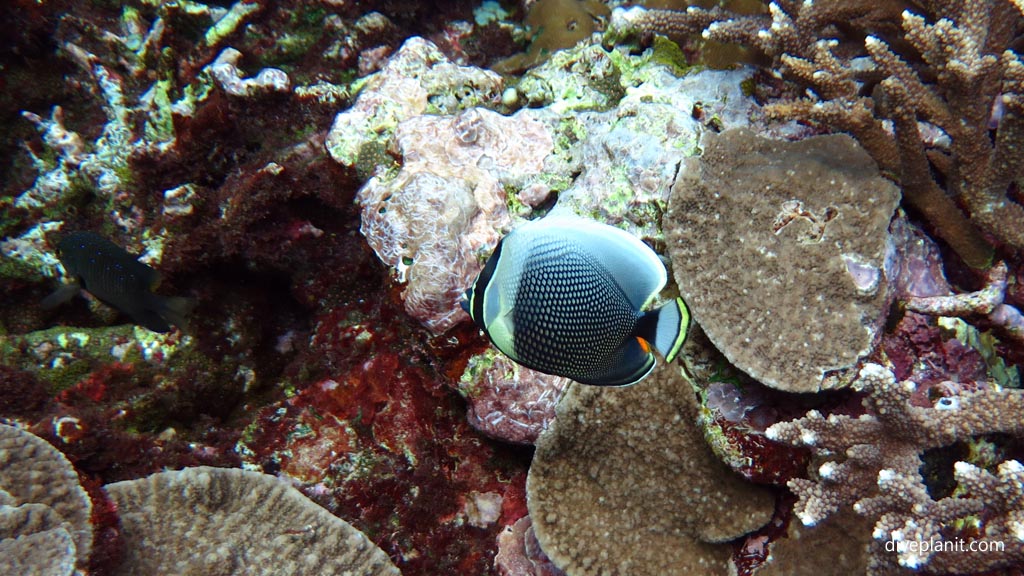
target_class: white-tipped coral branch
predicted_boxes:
[766,363,1024,573]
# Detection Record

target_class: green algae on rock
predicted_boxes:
[665,128,900,393]
[0,325,191,393]
[515,43,624,112]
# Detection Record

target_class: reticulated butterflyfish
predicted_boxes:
[461,214,689,386]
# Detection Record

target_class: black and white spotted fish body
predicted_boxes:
[463,215,689,386]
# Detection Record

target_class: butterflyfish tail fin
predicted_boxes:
[636,297,690,363]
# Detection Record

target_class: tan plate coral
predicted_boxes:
[105,466,399,576]
[665,128,900,392]
[526,363,774,575]
[0,423,92,575]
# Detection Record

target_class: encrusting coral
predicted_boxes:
[0,423,92,574]
[613,0,1024,268]
[105,466,400,576]
[325,36,505,176]
[357,105,552,334]
[526,362,774,576]
[754,509,874,575]
[458,351,570,444]
[665,128,900,393]
[0,522,78,576]
[764,363,1024,574]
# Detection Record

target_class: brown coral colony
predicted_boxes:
[619,0,1024,268]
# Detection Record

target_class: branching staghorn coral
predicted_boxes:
[612,0,1024,268]
[765,363,1024,574]
[904,260,1024,347]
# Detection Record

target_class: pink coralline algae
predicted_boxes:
[458,351,570,445]
[494,516,566,576]
[358,106,553,334]
[325,37,506,175]
[237,295,531,575]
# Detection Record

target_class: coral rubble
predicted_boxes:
[665,128,900,393]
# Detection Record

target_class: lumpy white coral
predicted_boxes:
[358,107,553,333]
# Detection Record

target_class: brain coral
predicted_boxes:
[526,363,774,576]
[105,466,399,576]
[0,423,92,572]
[665,128,900,392]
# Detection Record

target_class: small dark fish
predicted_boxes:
[462,214,689,386]
[43,231,194,333]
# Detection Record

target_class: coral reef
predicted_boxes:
[0,423,92,573]
[2,2,536,574]
[106,466,400,575]
[458,350,570,445]
[352,35,763,338]
[611,1,1024,268]
[665,128,900,392]
[235,292,531,574]
[2,0,1023,575]
[357,105,552,333]
[765,363,1024,574]
[325,37,505,177]
[343,33,766,448]
[527,363,774,576]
